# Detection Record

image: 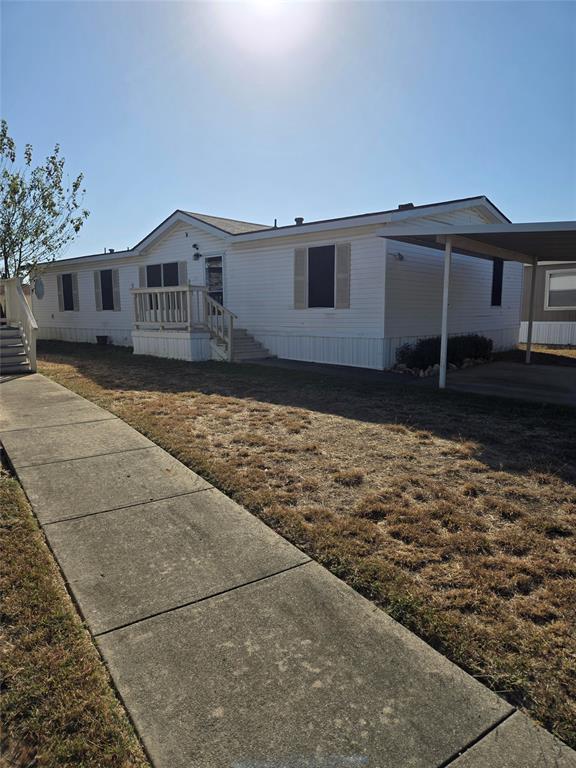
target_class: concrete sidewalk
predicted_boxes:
[1,373,574,768]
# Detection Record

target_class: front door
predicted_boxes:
[205,257,223,305]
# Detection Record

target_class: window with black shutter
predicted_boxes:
[308,245,335,308]
[491,258,503,306]
[62,273,74,311]
[100,269,114,310]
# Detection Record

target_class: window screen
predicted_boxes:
[62,273,74,311]
[100,269,114,310]
[548,271,576,309]
[491,258,503,306]
[308,245,335,308]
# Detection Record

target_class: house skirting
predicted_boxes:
[256,334,387,370]
[132,329,212,361]
[38,326,133,346]
[519,321,576,346]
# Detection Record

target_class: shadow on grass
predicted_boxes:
[37,340,576,486]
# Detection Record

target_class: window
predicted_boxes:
[491,258,503,306]
[162,262,179,287]
[100,269,114,310]
[58,273,78,311]
[146,262,180,287]
[308,245,335,308]
[95,268,120,311]
[546,269,576,310]
[62,274,74,311]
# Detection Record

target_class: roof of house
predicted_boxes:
[235,195,511,234]
[44,195,510,266]
[182,211,272,235]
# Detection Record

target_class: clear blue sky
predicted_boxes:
[2,1,575,257]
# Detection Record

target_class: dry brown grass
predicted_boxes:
[37,341,576,748]
[0,468,149,768]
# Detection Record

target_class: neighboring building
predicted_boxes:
[31,195,523,370]
[520,262,576,347]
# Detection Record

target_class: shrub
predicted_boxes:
[396,334,493,370]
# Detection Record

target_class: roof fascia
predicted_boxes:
[231,198,504,243]
[378,221,576,238]
[40,250,139,270]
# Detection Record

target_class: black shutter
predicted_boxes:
[491,259,503,306]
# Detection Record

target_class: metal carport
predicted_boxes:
[377,221,576,388]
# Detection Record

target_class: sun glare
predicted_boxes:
[212,1,324,58]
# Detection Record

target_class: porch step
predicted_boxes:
[0,328,21,339]
[231,329,273,362]
[0,342,25,356]
[0,325,31,375]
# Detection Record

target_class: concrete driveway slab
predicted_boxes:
[45,488,309,634]
[18,446,211,523]
[98,562,512,768]
[450,712,576,767]
[1,417,154,468]
[441,362,576,407]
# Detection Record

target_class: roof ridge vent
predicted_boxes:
[294,217,304,225]
[398,202,414,210]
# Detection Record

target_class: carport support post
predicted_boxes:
[439,236,452,389]
[525,257,537,364]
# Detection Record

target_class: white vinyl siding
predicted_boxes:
[383,240,523,365]
[33,221,225,346]
[32,203,521,368]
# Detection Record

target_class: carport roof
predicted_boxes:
[378,221,576,263]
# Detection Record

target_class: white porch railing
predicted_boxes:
[204,292,235,362]
[131,285,206,329]
[131,285,236,361]
[0,277,38,372]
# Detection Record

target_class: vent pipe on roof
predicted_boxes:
[294,217,304,225]
[398,203,414,210]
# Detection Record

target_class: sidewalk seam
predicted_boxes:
[41,486,214,526]
[94,560,313,638]
[11,443,156,470]
[0,414,117,434]
[434,709,516,767]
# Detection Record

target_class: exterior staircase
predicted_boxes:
[231,328,273,362]
[0,322,33,376]
[210,327,273,362]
